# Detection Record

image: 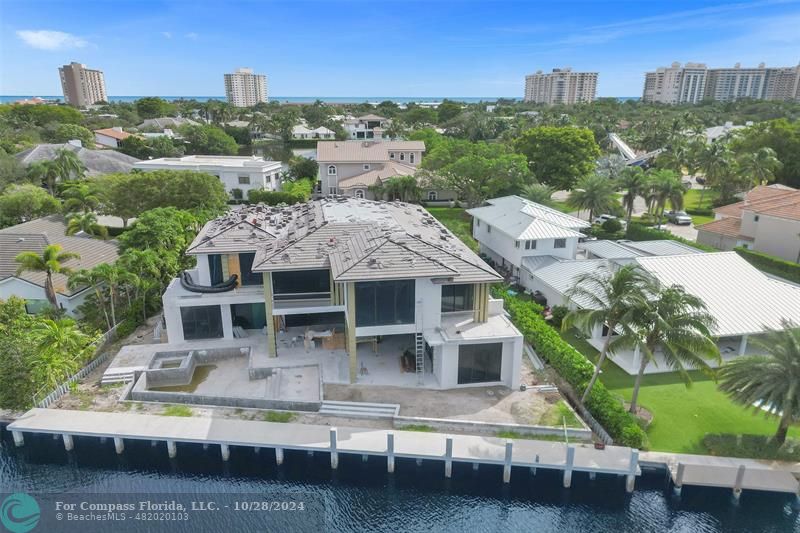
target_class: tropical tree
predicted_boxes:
[370,175,421,202]
[647,169,685,225]
[91,263,137,327]
[717,322,800,445]
[697,142,734,204]
[514,126,601,190]
[562,264,652,403]
[69,268,112,330]
[66,212,108,239]
[31,318,96,390]
[15,244,80,308]
[26,160,60,195]
[619,167,646,225]
[596,155,628,180]
[736,147,782,188]
[625,284,720,414]
[567,173,618,222]
[52,148,86,185]
[61,182,99,213]
[520,182,555,207]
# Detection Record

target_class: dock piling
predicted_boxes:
[473,462,479,472]
[416,458,423,467]
[221,444,230,462]
[626,449,639,493]
[531,454,539,476]
[674,462,685,495]
[563,445,575,488]
[114,437,124,455]
[203,443,209,451]
[733,464,746,501]
[275,447,284,465]
[503,440,513,484]
[62,433,74,451]
[167,440,176,459]
[11,431,24,447]
[386,433,395,473]
[254,447,260,454]
[330,428,338,470]
[445,436,453,478]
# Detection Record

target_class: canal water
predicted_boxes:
[1,425,798,532]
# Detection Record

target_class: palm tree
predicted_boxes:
[69,268,112,330]
[697,142,733,205]
[717,322,799,445]
[26,160,60,195]
[66,212,109,239]
[31,318,95,390]
[625,284,720,414]
[370,175,421,203]
[62,182,99,213]
[520,182,554,207]
[563,264,652,403]
[596,155,628,180]
[52,148,86,186]
[91,264,137,327]
[648,169,685,225]
[567,174,618,222]
[619,167,646,225]
[737,147,782,188]
[15,244,80,308]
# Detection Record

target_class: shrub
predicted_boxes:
[247,188,306,205]
[262,410,296,423]
[686,208,713,217]
[601,217,623,233]
[735,246,800,284]
[162,405,192,417]
[550,305,568,329]
[494,288,647,449]
[230,188,243,200]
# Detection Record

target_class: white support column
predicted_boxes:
[738,335,749,356]
[114,437,125,455]
[444,437,453,478]
[275,447,284,465]
[531,454,540,476]
[221,304,234,340]
[203,443,209,451]
[473,462,479,472]
[503,440,513,484]
[254,447,260,454]
[733,464,746,501]
[674,462,685,495]
[387,433,395,473]
[416,458,423,466]
[12,431,24,447]
[167,440,177,459]
[563,446,575,488]
[589,472,596,480]
[330,428,339,470]
[626,449,639,493]
[62,433,74,451]
[151,440,157,447]
[221,444,230,462]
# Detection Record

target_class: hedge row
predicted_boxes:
[686,208,713,217]
[246,189,307,205]
[624,222,717,252]
[735,246,800,284]
[496,290,648,449]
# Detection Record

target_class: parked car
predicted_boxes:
[665,210,692,225]
[593,214,627,228]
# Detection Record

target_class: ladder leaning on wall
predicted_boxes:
[415,300,424,385]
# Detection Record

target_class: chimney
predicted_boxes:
[67,139,82,148]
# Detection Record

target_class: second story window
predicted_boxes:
[238,175,250,184]
[399,153,405,161]
[525,240,537,250]
[487,225,491,233]
[327,165,337,175]
[515,241,520,248]
[427,191,438,201]
[238,253,263,286]
[554,238,566,249]
[363,164,371,170]
[410,153,416,164]
[389,152,395,159]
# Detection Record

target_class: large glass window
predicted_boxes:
[181,305,223,340]
[457,343,502,384]
[355,279,414,327]
[208,254,224,285]
[238,253,262,286]
[272,269,330,300]
[231,303,267,330]
[441,284,474,313]
[24,299,50,314]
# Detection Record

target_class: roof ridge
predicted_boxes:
[403,233,500,279]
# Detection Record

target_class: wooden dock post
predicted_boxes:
[220,444,230,462]
[387,433,395,473]
[167,440,177,459]
[674,462,685,495]
[11,431,24,447]
[275,447,284,465]
[62,433,74,451]
[445,436,453,478]
[563,446,575,488]
[626,449,639,493]
[330,428,338,470]
[114,437,124,455]
[733,464,746,501]
[503,440,513,484]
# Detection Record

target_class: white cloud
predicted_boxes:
[16,30,88,50]
[161,31,172,39]
[185,32,199,40]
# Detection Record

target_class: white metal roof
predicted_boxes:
[520,255,562,273]
[636,252,800,337]
[531,259,613,308]
[619,239,703,256]
[580,240,643,259]
[467,196,588,240]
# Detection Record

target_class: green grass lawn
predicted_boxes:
[560,329,798,453]
[665,188,718,226]
[426,207,478,252]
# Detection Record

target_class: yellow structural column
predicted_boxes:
[345,282,357,383]
[220,254,230,279]
[474,283,489,323]
[263,272,277,357]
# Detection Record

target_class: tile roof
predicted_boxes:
[0,216,119,296]
[467,196,589,240]
[316,140,425,163]
[94,128,132,141]
[338,161,417,189]
[15,143,140,176]
[188,198,500,283]
[713,184,800,219]
[695,217,744,238]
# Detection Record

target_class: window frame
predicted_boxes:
[327,165,337,175]
[554,238,566,249]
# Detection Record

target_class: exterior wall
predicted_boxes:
[133,162,281,196]
[752,214,800,262]
[472,220,578,271]
[437,337,522,389]
[520,273,573,309]
[318,156,424,195]
[0,277,88,316]
[94,132,120,148]
[695,230,739,251]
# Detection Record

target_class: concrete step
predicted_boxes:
[100,373,134,385]
[265,369,281,399]
[318,400,399,419]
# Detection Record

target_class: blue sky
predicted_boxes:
[1,0,799,97]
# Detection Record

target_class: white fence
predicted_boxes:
[32,323,121,409]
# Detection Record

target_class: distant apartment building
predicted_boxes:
[224,68,268,107]
[58,62,107,107]
[643,62,800,104]
[523,68,598,105]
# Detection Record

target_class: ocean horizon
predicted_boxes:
[0,95,641,104]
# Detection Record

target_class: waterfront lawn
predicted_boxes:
[426,207,478,252]
[560,330,799,453]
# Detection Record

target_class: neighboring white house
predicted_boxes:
[467,196,591,281]
[697,184,800,262]
[94,127,133,148]
[292,125,335,140]
[0,216,119,316]
[139,128,177,140]
[343,114,391,140]
[160,198,523,389]
[133,155,283,197]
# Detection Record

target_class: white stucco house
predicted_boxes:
[343,114,391,140]
[133,155,283,198]
[94,127,133,148]
[160,198,523,390]
[467,196,591,282]
[292,125,335,140]
[0,216,119,316]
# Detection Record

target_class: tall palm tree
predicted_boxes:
[697,142,733,205]
[15,244,80,308]
[520,182,554,207]
[717,322,799,445]
[91,264,137,327]
[563,264,652,403]
[567,174,618,222]
[52,148,86,185]
[62,182,99,213]
[370,175,421,203]
[648,169,685,225]
[625,284,720,414]
[26,160,60,195]
[31,318,95,390]
[737,147,782,188]
[66,212,109,239]
[619,167,646,225]
[69,268,111,330]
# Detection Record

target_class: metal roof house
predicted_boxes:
[161,197,522,389]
